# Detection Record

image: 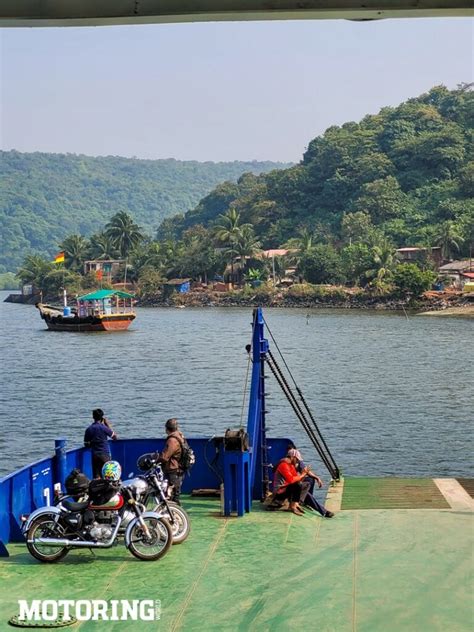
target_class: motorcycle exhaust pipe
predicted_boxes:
[28,537,115,548]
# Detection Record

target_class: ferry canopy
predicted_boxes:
[77,290,135,301]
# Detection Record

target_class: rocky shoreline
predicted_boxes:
[138,290,473,315]
[5,289,472,316]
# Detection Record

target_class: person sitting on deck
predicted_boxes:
[286,446,334,518]
[271,451,311,516]
[154,418,186,505]
[84,408,117,478]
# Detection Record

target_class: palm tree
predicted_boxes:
[88,232,120,260]
[231,225,261,283]
[214,208,253,283]
[365,238,396,288]
[435,221,464,260]
[59,234,90,272]
[105,211,145,259]
[17,254,54,289]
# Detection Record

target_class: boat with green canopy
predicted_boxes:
[36,289,136,331]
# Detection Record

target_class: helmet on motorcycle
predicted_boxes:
[137,453,155,472]
[102,460,122,481]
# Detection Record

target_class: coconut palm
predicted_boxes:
[364,238,396,287]
[105,211,145,258]
[59,234,90,272]
[214,208,254,283]
[17,254,54,288]
[435,221,464,260]
[88,232,120,260]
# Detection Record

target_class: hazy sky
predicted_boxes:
[1,18,472,163]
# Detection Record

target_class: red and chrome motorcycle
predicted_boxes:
[22,480,172,563]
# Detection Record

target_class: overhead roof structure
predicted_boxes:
[0,1,472,27]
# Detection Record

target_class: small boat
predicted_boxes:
[36,289,136,332]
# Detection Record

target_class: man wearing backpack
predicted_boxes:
[156,418,192,505]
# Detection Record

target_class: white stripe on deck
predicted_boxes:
[325,477,344,512]
[433,478,474,511]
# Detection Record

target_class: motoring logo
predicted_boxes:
[17,599,161,622]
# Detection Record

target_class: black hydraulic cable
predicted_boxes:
[266,357,336,478]
[263,316,340,466]
[266,355,337,478]
[295,383,340,478]
[266,352,334,471]
[268,350,340,477]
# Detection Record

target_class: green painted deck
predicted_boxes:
[341,477,450,510]
[1,482,473,631]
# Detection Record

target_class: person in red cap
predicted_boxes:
[287,447,334,518]
[272,451,311,516]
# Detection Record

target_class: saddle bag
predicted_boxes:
[88,479,120,506]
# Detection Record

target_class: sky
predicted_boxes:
[0,18,472,163]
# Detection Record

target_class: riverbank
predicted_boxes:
[5,287,473,315]
[139,287,473,314]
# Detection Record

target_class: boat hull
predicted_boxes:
[43,314,135,332]
[36,304,135,331]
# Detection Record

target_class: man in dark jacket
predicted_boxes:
[156,418,186,505]
[84,408,117,478]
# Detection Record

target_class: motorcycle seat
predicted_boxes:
[62,499,90,512]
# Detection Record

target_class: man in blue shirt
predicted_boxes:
[84,409,117,478]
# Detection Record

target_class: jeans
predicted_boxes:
[166,471,184,504]
[300,478,328,516]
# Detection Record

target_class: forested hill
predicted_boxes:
[0,152,290,272]
[158,85,473,253]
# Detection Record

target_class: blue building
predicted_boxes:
[164,278,191,294]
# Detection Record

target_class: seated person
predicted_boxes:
[272,451,311,516]
[287,446,334,518]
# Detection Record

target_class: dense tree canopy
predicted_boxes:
[160,84,473,257]
[10,85,474,303]
[0,153,289,272]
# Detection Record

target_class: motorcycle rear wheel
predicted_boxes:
[26,516,69,563]
[127,516,172,561]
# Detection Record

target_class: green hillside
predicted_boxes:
[0,152,290,272]
[160,84,473,254]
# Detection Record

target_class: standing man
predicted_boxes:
[84,408,117,478]
[155,418,186,505]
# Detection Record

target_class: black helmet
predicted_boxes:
[137,453,156,472]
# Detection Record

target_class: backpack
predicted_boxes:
[65,468,90,498]
[172,434,195,473]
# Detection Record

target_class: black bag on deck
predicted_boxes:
[65,469,90,498]
[88,479,120,505]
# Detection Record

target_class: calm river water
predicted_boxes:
[0,291,472,479]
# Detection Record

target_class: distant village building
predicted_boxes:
[164,278,191,295]
[438,260,474,290]
[396,247,442,267]
[83,260,125,280]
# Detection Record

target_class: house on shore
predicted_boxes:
[438,260,474,290]
[396,247,442,267]
[83,260,125,281]
[164,278,191,296]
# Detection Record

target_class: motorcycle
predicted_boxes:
[22,482,173,563]
[123,454,190,544]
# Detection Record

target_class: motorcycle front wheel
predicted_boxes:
[156,502,190,544]
[26,516,69,563]
[127,516,172,561]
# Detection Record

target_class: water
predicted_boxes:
[0,291,472,479]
